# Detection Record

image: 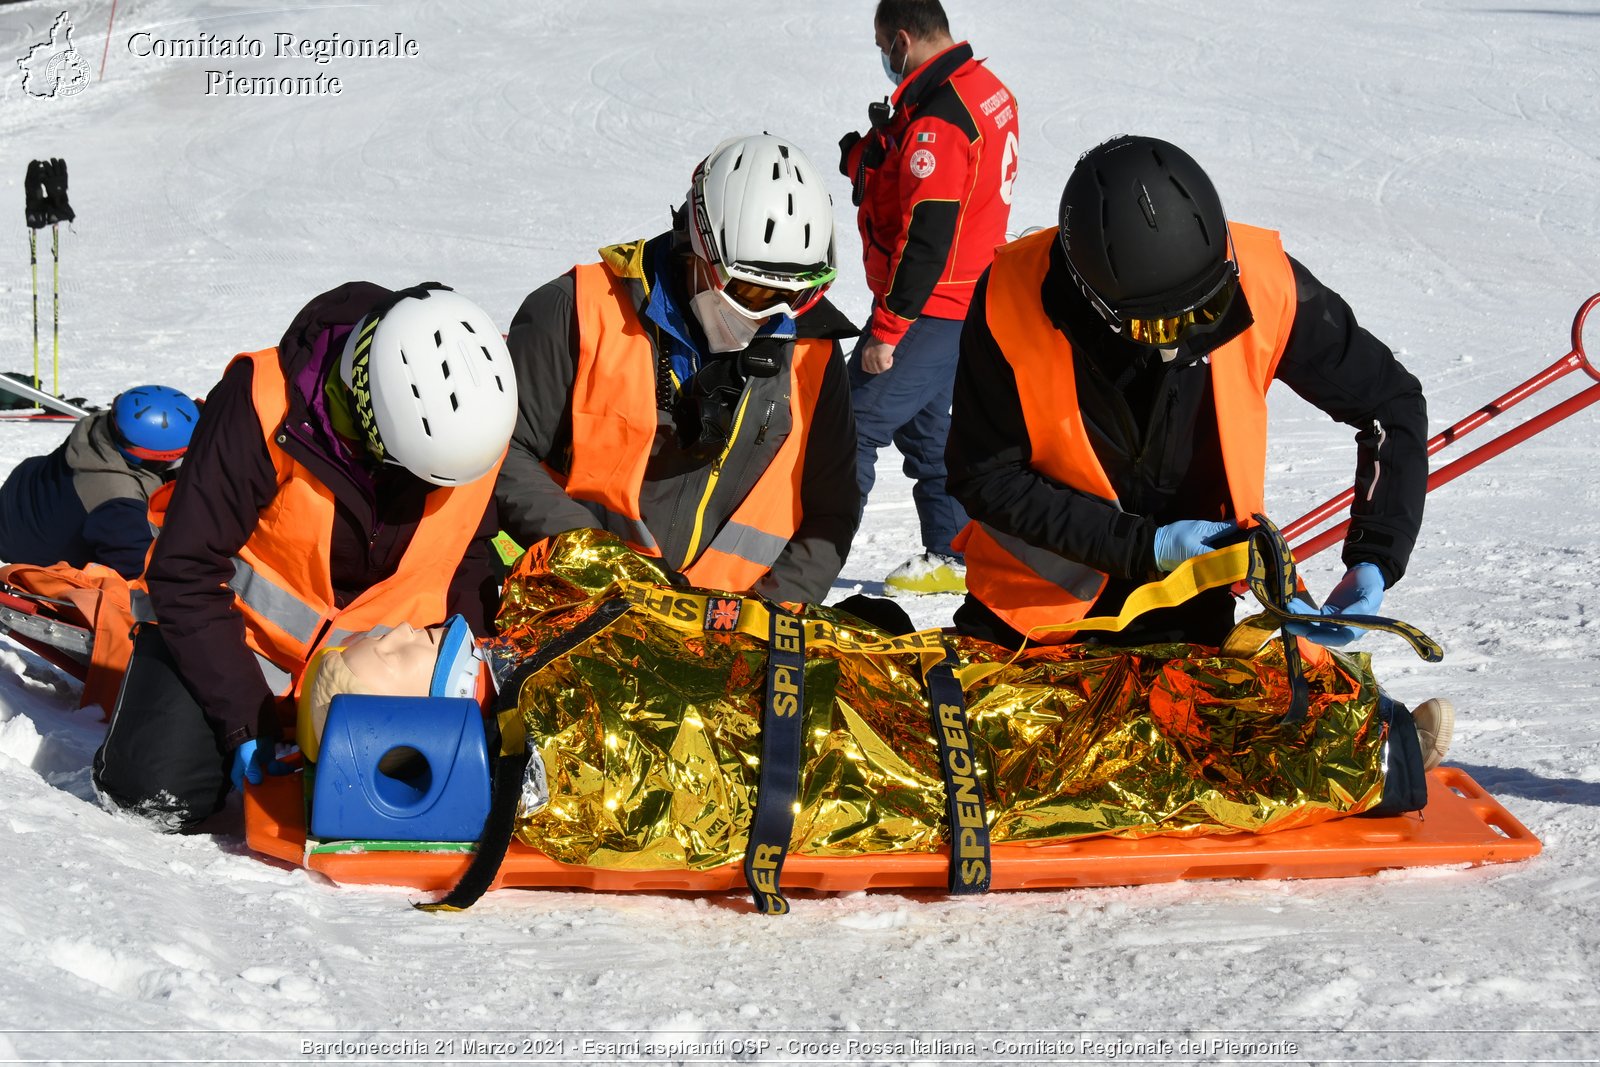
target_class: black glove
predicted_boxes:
[838,131,863,177]
[847,108,890,207]
[24,158,74,230]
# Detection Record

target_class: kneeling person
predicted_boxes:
[948,136,1428,650]
[0,386,198,578]
[93,284,516,831]
[494,134,861,603]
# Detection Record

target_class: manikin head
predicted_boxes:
[298,616,486,760]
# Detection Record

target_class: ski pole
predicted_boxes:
[1288,292,1600,562]
[52,223,61,395]
[30,229,39,389]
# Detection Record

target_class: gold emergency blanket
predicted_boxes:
[488,531,1389,871]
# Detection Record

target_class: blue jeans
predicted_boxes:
[848,315,969,557]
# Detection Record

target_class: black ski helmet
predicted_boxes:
[1058,135,1233,323]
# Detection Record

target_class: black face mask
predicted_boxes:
[673,338,784,462]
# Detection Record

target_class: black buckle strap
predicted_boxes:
[924,640,991,895]
[1247,514,1313,724]
[1223,516,1443,726]
[743,607,806,915]
[417,597,629,913]
[1228,515,1443,664]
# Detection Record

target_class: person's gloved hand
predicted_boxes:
[1285,562,1386,647]
[229,738,291,793]
[1152,520,1237,573]
[838,130,864,174]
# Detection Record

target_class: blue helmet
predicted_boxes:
[110,385,200,464]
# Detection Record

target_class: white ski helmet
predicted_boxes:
[339,285,517,486]
[686,133,838,319]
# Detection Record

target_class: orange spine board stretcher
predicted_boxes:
[245,767,1539,895]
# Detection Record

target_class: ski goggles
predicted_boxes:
[1074,235,1241,348]
[689,185,836,319]
[715,262,836,318]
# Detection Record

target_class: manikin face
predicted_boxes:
[338,622,441,697]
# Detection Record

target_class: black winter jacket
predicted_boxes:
[948,238,1428,646]
[0,412,165,578]
[495,235,861,603]
[143,283,500,748]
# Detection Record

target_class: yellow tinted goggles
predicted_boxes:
[1125,276,1238,346]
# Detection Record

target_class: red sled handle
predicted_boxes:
[1287,292,1600,563]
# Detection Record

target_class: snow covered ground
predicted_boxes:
[2,0,1598,1062]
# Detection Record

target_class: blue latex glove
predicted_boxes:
[1152,520,1237,573]
[229,738,291,792]
[1285,562,1386,647]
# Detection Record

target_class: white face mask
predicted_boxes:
[881,36,906,85]
[690,288,764,353]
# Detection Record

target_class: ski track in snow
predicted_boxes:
[3,0,1599,1061]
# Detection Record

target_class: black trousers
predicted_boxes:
[92,626,232,832]
[1366,692,1429,817]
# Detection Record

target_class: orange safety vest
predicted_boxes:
[953,224,1298,642]
[558,260,834,593]
[141,349,501,701]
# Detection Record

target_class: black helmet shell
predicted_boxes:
[1058,136,1231,320]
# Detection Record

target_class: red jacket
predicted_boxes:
[842,42,1018,344]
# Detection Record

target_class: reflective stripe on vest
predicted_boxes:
[253,651,293,696]
[227,556,322,646]
[977,522,1107,603]
[700,520,792,575]
[129,587,156,625]
[577,499,660,554]
[565,260,833,592]
[959,224,1297,642]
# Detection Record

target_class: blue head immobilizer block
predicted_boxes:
[310,694,491,843]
